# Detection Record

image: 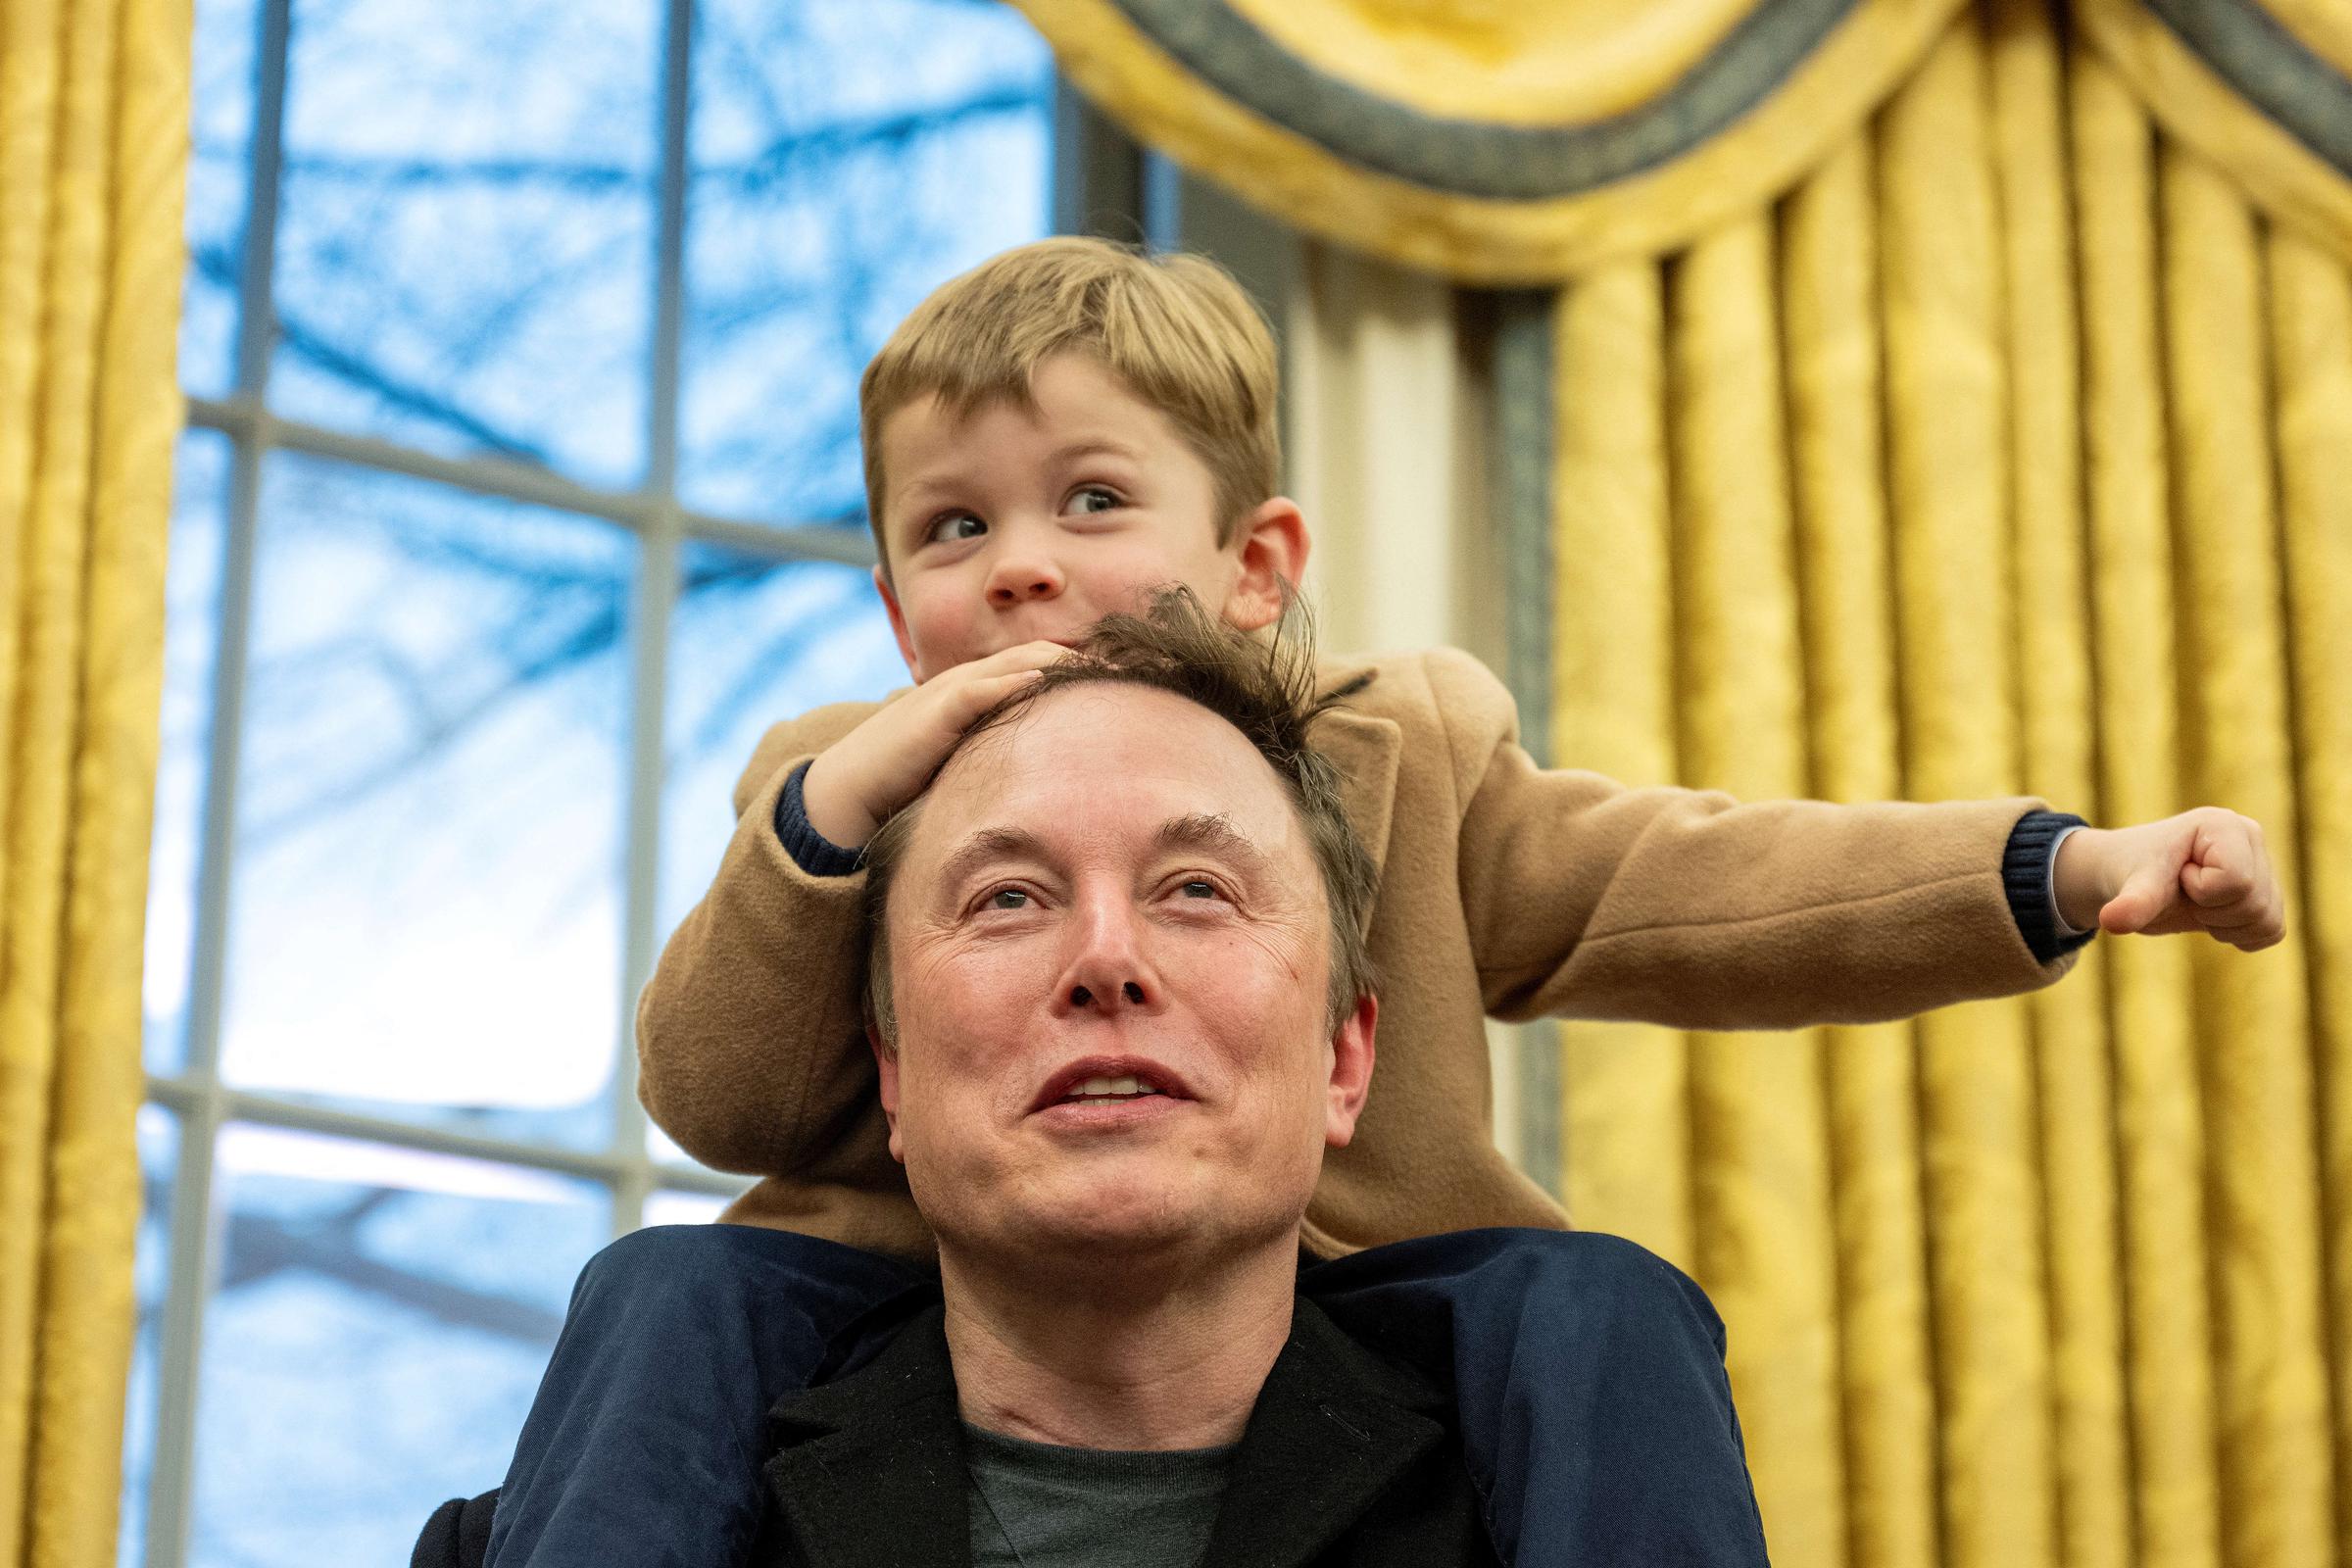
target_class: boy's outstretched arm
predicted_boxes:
[1422,649,2084,1029]
[2050,809,2286,949]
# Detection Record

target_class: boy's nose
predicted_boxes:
[984,553,1064,607]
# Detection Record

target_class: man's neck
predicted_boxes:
[938,1239,1298,1452]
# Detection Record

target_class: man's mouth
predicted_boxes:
[1033,1057,1194,1113]
[1058,1073,1167,1105]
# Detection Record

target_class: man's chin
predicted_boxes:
[1027,1194,1202,1257]
[985,1178,1237,1269]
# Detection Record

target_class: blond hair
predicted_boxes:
[862,587,1378,1051]
[858,238,1281,574]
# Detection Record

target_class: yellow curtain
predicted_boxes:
[1551,6,2352,1567]
[0,0,190,1563]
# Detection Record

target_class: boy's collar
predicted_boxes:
[1308,660,1398,884]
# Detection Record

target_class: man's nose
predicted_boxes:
[1054,896,1159,1014]
[983,540,1065,607]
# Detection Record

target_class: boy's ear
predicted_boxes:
[1322,993,1377,1150]
[1224,497,1310,633]
[874,564,927,682]
[867,1019,907,1164]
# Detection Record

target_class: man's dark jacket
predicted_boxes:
[415,1297,1498,1568]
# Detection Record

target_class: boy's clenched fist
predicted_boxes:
[2054,808,2286,951]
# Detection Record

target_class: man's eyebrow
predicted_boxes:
[935,826,1052,897]
[1152,814,1273,876]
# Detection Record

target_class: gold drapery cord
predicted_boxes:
[0,0,189,1563]
[1549,6,2348,1565]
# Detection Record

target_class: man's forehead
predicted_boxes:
[906,685,1299,870]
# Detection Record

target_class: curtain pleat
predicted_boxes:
[1782,137,1941,1568]
[2070,51,2222,1568]
[1985,5,2132,1565]
[1549,262,1694,1271]
[1,0,185,1561]
[2,2,121,1551]
[1878,23,2055,1567]
[1668,216,1847,1567]
[2265,226,2352,1559]
[2159,144,2335,1568]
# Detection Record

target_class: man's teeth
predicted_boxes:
[1064,1074,1161,1101]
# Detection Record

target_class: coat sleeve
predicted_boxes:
[1426,649,2078,1029]
[633,701,888,1177]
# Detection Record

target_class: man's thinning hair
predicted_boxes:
[861,590,1379,1049]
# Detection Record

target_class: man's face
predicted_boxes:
[872,683,1375,1271]
[870,355,1256,682]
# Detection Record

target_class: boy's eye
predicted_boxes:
[1066,485,1121,515]
[925,512,987,545]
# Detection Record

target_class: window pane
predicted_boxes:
[269,0,659,486]
[657,547,903,939]
[182,0,257,396]
[680,0,1053,525]
[221,455,631,1149]
[119,1106,179,1568]
[192,1126,604,1565]
[147,431,234,1078]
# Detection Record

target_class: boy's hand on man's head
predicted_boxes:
[2053,808,2286,951]
[801,641,1068,850]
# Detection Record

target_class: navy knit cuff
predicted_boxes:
[773,759,866,877]
[2004,809,2094,963]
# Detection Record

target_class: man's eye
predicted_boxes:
[1178,879,1221,900]
[986,888,1030,910]
[1067,485,1120,515]
[926,512,987,544]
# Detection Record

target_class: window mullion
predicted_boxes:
[149,0,295,1560]
[141,1083,225,1568]
[648,0,690,499]
[611,0,696,1240]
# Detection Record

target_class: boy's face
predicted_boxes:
[872,355,1281,682]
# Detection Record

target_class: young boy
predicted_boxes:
[480,239,2282,1568]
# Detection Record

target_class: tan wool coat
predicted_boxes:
[638,648,2077,1262]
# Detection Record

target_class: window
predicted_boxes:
[127,1,1066,1561]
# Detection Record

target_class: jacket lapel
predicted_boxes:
[761,1305,970,1568]
[1310,664,1401,886]
[1198,1298,1450,1568]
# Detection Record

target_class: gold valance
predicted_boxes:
[1013,0,1974,282]
[1016,0,2352,279]
[2079,0,2352,266]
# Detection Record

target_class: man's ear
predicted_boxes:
[874,564,926,682]
[868,1020,907,1164]
[1322,993,1377,1149]
[1223,497,1310,632]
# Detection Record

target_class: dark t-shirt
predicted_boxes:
[962,1422,1234,1568]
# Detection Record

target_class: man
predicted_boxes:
[420,598,1768,1568]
